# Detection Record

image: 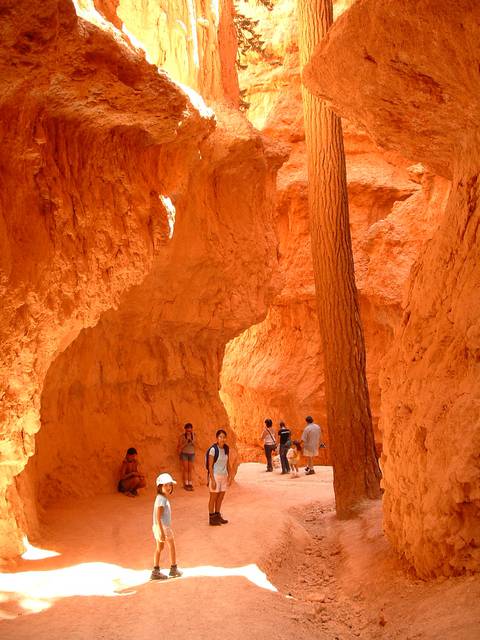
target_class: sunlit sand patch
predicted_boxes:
[178,564,277,592]
[21,537,60,561]
[0,562,150,619]
[0,561,277,618]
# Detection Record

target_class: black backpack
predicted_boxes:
[205,443,229,478]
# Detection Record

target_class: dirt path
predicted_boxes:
[1,464,479,639]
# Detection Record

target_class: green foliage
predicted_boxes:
[234,1,275,61]
[233,1,277,110]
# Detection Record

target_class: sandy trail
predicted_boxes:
[1,463,479,640]
[0,464,332,640]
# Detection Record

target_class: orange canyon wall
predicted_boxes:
[12,1,286,538]
[219,0,450,464]
[93,0,240,106]
[25,110,284,511]
[1,0,477,583]
[1,0,278,556]
[305,0,480,577]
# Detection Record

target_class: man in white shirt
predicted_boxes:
[301,416,325,475]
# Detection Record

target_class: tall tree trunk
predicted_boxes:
[297,0,381,517]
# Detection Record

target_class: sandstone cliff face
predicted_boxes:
[92,0,240,106]
[220,1,449,464]
[0,0,215,557]
[305,0,480,577]
[22,109,284,514]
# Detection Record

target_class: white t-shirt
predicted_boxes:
[153,494,171,526]
[261,427,276,445]
[209,446,228,476]
[302,422,322,453]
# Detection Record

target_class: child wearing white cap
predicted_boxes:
[150,472,183,580]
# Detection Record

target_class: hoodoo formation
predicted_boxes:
[0,0,479,633]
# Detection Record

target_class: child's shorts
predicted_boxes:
[152,524,174,542]
[209,474,228,493]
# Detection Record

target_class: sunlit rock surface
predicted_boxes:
[22,108,285,512]
[305,0,480,576]
[0,0,214,558]
[93,0,240,105]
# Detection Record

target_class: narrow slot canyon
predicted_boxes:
[0,1,479,638]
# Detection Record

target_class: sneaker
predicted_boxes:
[186,485,194,491]
[216,512,228,524]
[150,568,168,581]
[306,468,315,475]
[169,565,183,578]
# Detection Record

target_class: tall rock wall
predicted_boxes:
[220,0,449,462]
[92,0,240,106]
[305,0,480,576]
[22,109,285,515]
[0,0,215,558]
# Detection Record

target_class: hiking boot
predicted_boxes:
[209,513,221,526]
[150,568,167,581]
[169,565,183,578]
[215,512,228,524]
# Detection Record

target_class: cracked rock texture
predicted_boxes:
[0,0,215,557]
[220,0,450,467]
[305,0,480,576]
[2,0,479,585]
[20,108,285,521]
[93,0,240,106]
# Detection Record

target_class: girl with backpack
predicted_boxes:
[206,429,232,526]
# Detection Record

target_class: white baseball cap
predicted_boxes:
[156,472,177,486]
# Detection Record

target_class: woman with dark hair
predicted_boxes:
[207,429,232,526]
[118,447,146,497]
[278,421,292,474]
[260,418,277,472]
[177,422,195,491]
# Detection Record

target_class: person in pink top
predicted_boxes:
[260,418,277,472]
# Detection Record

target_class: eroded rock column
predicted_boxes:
[304,0,480,576]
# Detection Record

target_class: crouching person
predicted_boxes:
[207,429,232,526]
[151,473,183,580]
